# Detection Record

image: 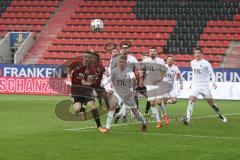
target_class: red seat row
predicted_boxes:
[47,44,163,53]
[75,7,132,13]
[70,13,136,19]
[78,1,136,7]
[234,14,240,20]
[1,12,51,19]
[56,32,170,40]
[204,27,239,34]
[198,40,230,47]
[201,33,240,41]
[38,58,66,65]
[0,19,46,25]
[207,20,240,27]
[6,6,55,13]
[52,38,167,46]
[66,19,177,26]
[202,47,226,55]
[62,25,174,33]
[11,1,60,7]
[0,25,42,32]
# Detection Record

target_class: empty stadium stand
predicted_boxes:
[37,0,240,67]
[0,0,61,36]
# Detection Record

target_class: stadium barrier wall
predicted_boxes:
[0,64,239,100]
[0,32,12,64]
[14,32,35,64]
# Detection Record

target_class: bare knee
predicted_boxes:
[189,96,197,103]
[73,102,82,113]
[172,97,177,104]
[150,100,155,106]
[206,99,214,105]
[87,101,97,110]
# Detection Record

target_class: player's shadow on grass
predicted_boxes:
[55,99,108,121]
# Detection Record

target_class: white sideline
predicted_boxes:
[64,112,240,140]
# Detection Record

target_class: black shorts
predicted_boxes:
[94,86,106,94]
[72,96,95,105]
[71,85,94,105]
[135,86,147,95]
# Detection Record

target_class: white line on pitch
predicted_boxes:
[64,112,240,131]
[65,129,240,140]
[193,112,240,119]
[110,131,240,140]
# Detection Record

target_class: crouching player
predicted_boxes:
[100,55,147,133]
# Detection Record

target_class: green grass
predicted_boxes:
[0,94,240,160]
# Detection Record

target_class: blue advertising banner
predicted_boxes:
[10,32,29,48]
[0,64,239,82]
[180,68,240,82]
[0,64,66,78]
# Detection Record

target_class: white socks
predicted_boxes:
[167,99,174,104]
[151,106,161,122]
[118,104,127,117]
[186,101,195,120]
[137,111,146,125]
[159,105,166,117]
[106,111,114,129]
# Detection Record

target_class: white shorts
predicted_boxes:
[104,83,113,93]
[162,89,177,98]
[112,92,136,108]
[146,81,173,101]
[190,86,213,99]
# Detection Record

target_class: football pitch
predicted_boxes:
[0,94,240,160]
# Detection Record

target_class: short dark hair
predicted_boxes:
[193,47,202,53]
[120,41,132,49]
[150,47,157,50]
[166,55,174,60]
[91,51,100,59]
[84,50,93,55]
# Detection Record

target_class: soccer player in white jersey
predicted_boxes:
[183,47,227,125]
[142,47,167,128]
[161,55,183,124]
[163,55,183,104]
[100,55,147,133]
[111,43,139,123]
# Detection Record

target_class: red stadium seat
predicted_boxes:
[201,33,208,40]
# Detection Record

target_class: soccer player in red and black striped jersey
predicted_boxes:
[90,51,110,109]
[67,51,105,132]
